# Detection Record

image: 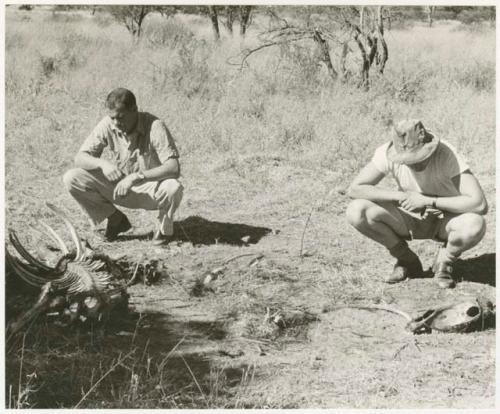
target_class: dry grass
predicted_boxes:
[4,7,496,409]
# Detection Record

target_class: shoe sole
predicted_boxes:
[436,278,455,289]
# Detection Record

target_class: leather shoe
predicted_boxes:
[385,256,424,284]
[103,212,131,241]
[434,262,455,289]
[152,229,173,246]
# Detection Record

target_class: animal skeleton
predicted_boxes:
[6,203,128,335]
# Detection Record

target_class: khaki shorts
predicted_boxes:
[397,207,453,242]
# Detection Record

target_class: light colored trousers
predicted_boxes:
[63,168,183,236]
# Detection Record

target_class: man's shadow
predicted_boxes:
[119,215,273,246]
[455,253,496,287]
[174,216,273,246]
[420,253,496,287]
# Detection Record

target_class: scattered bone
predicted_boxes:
[84,296,101,318]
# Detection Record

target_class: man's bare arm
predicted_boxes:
[347,162,405,203]
[75,152,124,182]
[433,171,488,215]
[138,158,180,182]
[399,171,488,215]
[113,158,180,199]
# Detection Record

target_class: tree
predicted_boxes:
[222,6,236,35]
[212,6,254,39]
[424,5,436,27]
[239,6,253,37]
[239,6,389,90]
[208,6,221,41]
[107,5,157,39]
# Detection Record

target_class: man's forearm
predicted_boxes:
[431,195,487,215]
[74,152,107,171]
[138,158,180,182]
[347,184,404,203]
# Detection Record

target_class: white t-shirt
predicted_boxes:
[371,140,470,197]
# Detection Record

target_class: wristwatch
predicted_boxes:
[135,171,146,182]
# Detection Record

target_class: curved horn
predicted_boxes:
[46,203,83,261]
[5,249,50,287]
[37,221,70,255]
[9,231,54,273]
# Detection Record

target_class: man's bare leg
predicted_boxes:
[346,199,424,282]
[433,213,486,288]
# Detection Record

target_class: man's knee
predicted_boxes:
[158,179,183,196]
[155,179,183,205]
[62,168,85,192]
[453,213,486,243]
[346,199,372,228]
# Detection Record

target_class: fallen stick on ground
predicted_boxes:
[325,304,413,322]
[222,252,264,265]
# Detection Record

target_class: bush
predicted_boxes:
[170,41,213,98]
[456,7,495,24]
[45,11,84,24]
[93,12,113,28]
[454,61,495,91]
[144,17,194,49]
[275,41,322,94]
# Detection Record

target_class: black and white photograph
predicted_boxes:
[2,1,497,409]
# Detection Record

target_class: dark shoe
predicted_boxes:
[152,229,173,246]
[432,246,456,289]
[434,262,455,289]
[385,255,424,284]
[103,212,131,241]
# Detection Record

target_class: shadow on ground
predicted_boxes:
[174,216,273,246]
[407,253,495,287]
[455,253,495,286]
[115,216,273,246]
[5,309,248,408]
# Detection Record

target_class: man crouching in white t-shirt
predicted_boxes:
[345,119,488,289]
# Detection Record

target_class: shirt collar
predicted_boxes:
[110,112,146,139]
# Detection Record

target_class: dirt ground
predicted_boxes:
[6,155,494,408]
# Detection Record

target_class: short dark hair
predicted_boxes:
[105,88,137,111]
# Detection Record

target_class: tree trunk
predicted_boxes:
[223,6,235,36]
[313,29,337,81]
[239,6,252,37]
[136,6,147,39]
[366,33,378,66]
[426,6,436,27]
[353,27,370,90]
[376,6,388,73]
[359,6,365,32]
[340,42,349,82]
[208,6,220,41]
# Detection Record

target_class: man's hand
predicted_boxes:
[154,185,170,204]
[399,191,431,212]
[113,175,137,199]
[101,161,124,183]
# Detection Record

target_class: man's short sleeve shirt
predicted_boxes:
[79,112,179,175]
[371,139,469,197]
